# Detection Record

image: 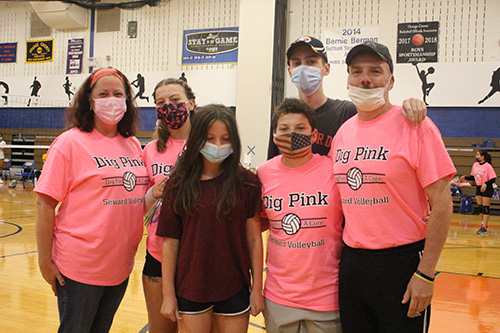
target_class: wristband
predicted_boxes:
[414,269,435,284]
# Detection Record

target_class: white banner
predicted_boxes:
[323,27,380,65]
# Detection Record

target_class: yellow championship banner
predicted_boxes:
[26,39,54,63]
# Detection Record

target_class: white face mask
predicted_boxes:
[200,142,233,164]
[291,65,322,96]
[93,97,127,125]
[348,85,386,112]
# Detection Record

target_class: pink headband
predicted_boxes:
[90,68,124,88]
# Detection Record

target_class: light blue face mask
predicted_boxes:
[291,65,322,96]
[200,142,234,164]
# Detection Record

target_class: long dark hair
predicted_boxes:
[66,68,138,137]
[479,150,493,165]
[167,104,247,221]
[152,78,196,152]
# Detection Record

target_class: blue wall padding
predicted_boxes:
[1,106,499,138]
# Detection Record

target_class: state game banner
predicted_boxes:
[26,39,54,63]
[182,27,238,65]
[66,38,84,75]
[324,27,380,65]
[0,42,17,63]
[397,22,439,64]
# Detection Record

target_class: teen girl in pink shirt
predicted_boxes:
[142,78,196,333]
[156,105,264,332]
[460,150,497,234]
[35,68,148,332]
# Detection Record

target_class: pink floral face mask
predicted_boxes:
[156,102,189,129]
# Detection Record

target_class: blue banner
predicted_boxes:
[0,42,17,63]
[182,27,238,65]
[26,39,54,63]
[66,38,84,75]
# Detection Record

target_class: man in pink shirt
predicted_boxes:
[330,41,456,332]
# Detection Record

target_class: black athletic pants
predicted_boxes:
[339,239,431,333]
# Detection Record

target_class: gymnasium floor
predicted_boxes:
[1,185,499,332]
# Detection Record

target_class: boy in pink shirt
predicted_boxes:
[258,98,343,332]
[330,42,456,332]
[460,150,497,234]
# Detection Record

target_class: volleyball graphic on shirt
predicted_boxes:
[123,171,137,191]
[281,213,301,235]
[347,167,363,190]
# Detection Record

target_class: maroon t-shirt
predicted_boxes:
[157,168,262,303]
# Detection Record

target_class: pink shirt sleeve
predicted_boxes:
[416,119,456,188]
[35,134,73,202]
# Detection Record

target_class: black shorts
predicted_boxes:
[177,287,250,316]
[476,185,494,198]
[142,250,162,277]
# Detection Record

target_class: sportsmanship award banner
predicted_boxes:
[66,38,84,74]
[397,22,439,64]
[26,39,54,63]
[182,27,239,64]
[0,42,17,63]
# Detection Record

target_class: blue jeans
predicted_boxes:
[56,274,129,333]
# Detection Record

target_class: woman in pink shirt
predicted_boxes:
[460,150,497,234]
[142,78,196,333]
[35,68,148,332]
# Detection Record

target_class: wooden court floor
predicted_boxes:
[1,186,500,332]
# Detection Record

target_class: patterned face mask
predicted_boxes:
[273,132,312,159]
[156,102,189,129]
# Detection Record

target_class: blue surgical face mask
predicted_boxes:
[291,65,322,96]
[200,142,233,164]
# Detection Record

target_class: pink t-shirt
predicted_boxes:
[257,154,343,311]
[142,138,186,261]
[471,162,496,185]
[34,128,148,285]
[330,106,456,250]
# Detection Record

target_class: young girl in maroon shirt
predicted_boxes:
[156,104,264,332]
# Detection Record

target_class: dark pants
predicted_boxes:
[56,274,129,333]
[339,240,431,333]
